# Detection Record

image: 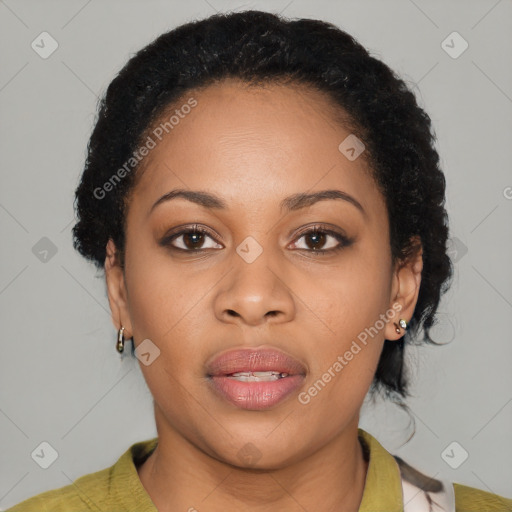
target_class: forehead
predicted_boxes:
[130,79,384,218]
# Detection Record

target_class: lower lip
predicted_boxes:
[208,374,305,410]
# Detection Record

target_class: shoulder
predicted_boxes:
[391,451,511,512]
[5,437,158,512]
[454,482,512,512]
[5,466,113,512]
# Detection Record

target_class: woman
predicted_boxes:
[8,9,511,512]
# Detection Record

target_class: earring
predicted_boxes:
[116,326,125,353]
[394,318,408,334]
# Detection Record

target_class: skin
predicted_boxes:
[104,78,423,512]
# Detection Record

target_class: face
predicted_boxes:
[105,79,422,469]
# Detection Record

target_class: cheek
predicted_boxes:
[298,289,386,421]
[301,252,391,400]
[124,253,206,411]
[309,286,387,390]
[123,239,204,359]
[309,247,392,340]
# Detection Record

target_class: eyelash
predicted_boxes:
[160,223,353,256]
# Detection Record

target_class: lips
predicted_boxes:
[205,347,307,377]
[205,347,307,410]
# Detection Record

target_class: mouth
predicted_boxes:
[205,346,307,377]
[225,371,290,382]
[205,347,307,410]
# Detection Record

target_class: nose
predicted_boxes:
[213,246,296,327]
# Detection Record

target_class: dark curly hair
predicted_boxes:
[72,9,453,410]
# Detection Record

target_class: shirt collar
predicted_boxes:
[358,427,404,512]
[112,437,159,511]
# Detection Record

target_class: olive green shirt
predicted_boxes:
[6,428,512,511]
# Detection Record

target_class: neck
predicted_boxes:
[137,406,369,512]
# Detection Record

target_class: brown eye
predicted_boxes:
[182,231,206,250]
[290,225,353,255]
[161,225,223,252]
[303,231,327,251]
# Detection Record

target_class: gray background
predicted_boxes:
[1,0,511,508]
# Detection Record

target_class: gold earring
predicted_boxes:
[116,326,125,353]
[394,318,408,334]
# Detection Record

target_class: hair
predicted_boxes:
[72,10,453,412]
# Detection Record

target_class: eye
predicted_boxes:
[160,223,353,255]
[289,224,353,255]
[160,224,223,252]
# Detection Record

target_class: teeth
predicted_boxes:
[229,374,279,382]
[228,371,289,382]
[231,371,280,377]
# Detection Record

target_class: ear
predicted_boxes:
[385,236,423,341]
[104,239,133,338]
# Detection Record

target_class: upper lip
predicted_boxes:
[206,347,307,377]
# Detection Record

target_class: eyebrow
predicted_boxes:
[149,188,366,217]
